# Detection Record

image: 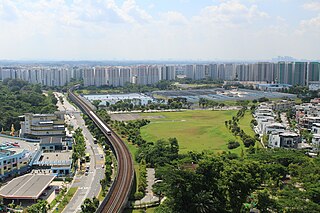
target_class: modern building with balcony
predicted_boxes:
[268,131,301,148]
[20,112,65,138]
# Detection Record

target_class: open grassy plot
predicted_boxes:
[140,110,245,154]
[238,111,255,137]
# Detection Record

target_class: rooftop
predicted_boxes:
[280,132,299,137]
[0,146,26,158]
[267,123,286,128]
[33,151,72,166]
[0,174,55,199]
[40,137,63,145]
[312,123,320,127]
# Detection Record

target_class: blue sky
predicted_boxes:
[0,0,319,60]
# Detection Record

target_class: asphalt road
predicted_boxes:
[54,93,105,213]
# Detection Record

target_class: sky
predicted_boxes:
[0,0,319,61]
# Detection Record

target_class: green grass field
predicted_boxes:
[140,110,250,154]
[238,111,255,137]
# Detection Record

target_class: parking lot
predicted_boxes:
[0,136,38,152]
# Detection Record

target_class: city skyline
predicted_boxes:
[0,0,319,61]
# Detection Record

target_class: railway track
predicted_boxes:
[68,85,134,213]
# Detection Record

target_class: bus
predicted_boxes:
[85,153,90,162]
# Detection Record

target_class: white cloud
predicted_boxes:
[160,11,188,25]
[0,0,319,60]
[194,0,269,27]
[303,1,320,11]
[300,15,320,32]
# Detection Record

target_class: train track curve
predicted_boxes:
[68,85,134,213]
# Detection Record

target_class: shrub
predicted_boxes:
[228,140,240,149]
[243,137,256,147]
[134,191,144,200]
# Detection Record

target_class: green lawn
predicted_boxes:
[238,111,255,137]
[140,110,245,154]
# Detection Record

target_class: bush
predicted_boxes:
[258,97,269,103]
[134,191,144,200]
[65,177,73,182]
[243,137,256,147]
[228,140,240,149]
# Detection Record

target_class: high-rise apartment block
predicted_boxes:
[0,62,319,87]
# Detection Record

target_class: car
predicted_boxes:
[41,192,48,196]
[55,188,60,194]
[85,171,89,176]
[46,186,52,190]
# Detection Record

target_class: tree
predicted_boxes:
[256,189,279,213]
[26,200,48,213]
[92,100,102,109]
[81,197,99,213]
[228,140,240,149]
[243,137,255,147]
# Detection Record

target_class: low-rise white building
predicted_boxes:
[312,134,320,152]
[268,131,300,149]
[265,123,286,134]
[311,123,320,134]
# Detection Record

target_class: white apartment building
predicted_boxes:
[83,68,95,87]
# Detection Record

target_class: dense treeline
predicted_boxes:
[153,148,320,213]
[136,138,179,167]
[111,119,150,146]
[0,79,57,131]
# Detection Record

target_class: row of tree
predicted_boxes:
[100,151,113,197]
[225,107,257,148]
[111,119,150,146]
[134,160,147,200]
[72,128,86,167]
[93,98,192,112]
[82,113,113,197]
